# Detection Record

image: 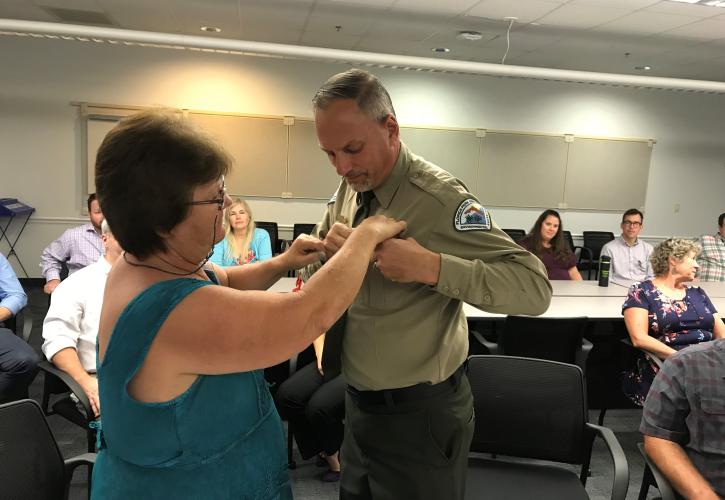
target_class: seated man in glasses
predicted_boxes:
[41,219,122,417]
[600,208,653,286]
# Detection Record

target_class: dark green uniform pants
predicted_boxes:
[340,374,474,500]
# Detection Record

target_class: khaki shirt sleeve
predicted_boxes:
[299,192,340,282]
[428,200,552,316]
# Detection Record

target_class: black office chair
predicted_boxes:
[581,231,615,280]
[293,223,317,240]
[466,355,629,500]
[470,316,593,374]
[6,306,32,342]
[502,228,526,242]
[256,221,281,255]
[39,360,97,452]
[0,398,96,500]
[562,230,593,276]
[597,338,663,426]
[637,442,679,500]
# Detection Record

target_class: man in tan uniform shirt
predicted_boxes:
[301,69,552,500]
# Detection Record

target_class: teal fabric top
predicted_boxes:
[91,278,292,500]
[210,228,272,267]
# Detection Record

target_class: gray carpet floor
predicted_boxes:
[19,285,662,500]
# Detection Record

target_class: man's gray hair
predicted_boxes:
[312,69,396,122]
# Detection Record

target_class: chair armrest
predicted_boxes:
[65,452,96,498]
[636,442,678,500]
[574,339,594,373]
[65,452,96,471]
[7,307,33,343]
[470,330,500,355]
[38,360,94,417]
[21,309,33,343]
[620,338,664,369]
[587,423,629,500]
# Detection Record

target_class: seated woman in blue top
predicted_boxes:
[211,197,272,266]
[91,110,406,500]
[519,209,583,280]
[622,238,725,405]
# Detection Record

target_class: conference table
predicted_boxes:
[269,277,725,320]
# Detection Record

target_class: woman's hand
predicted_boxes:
[281,235,326,270]
[357,215,407,245]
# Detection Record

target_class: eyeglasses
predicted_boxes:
[622,221,642,227]
[187,182,227,209]
[187,197,225,209]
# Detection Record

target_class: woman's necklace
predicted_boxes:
[123,252,208,279]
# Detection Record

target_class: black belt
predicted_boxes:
[347,362,468,407]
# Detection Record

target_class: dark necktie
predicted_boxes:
[321,190,376,380]
[353,190,375,227]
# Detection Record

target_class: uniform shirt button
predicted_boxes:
[484,294,491,302]
[453,289,460,296]
[444,286,450,292]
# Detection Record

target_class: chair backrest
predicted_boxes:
[582,231,615,260]
[293,223,317,241]
[0,399,67,499]
[501,228,526,242]
[468,355,588,465]
[501,316,588,366]
[562,230,575,253]
[256,221,280,254]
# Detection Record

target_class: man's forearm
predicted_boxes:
[645,436,719,499]
[51,348,93,385]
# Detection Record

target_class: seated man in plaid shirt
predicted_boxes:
[698,212,725,281]
[641,338,725,499]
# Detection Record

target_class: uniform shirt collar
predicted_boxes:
[373,142,410,209]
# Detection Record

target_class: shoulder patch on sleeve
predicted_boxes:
[454,199,491,232]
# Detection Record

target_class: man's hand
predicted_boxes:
[322,223,353,260]
[374,237,440,285]
[80,375,100,417]
[44,279,60,294]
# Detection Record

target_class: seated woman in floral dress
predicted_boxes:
[622,238,725,405]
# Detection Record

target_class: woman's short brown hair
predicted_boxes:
[95,110,231,259]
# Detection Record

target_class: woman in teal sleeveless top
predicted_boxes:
[92,278,291,499]
[92,110,405,499]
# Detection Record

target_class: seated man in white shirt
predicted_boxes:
[42,220,121,417]
[600,208,653,286]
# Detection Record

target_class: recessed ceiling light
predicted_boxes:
[635,65,652,71]
[432,47,451,53]
[457,30,483,41]
[200,26,221,33]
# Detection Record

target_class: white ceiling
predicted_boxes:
[2,0,725,82]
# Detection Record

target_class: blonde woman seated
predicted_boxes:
[622,238,725,405]
[210,197,272,266]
